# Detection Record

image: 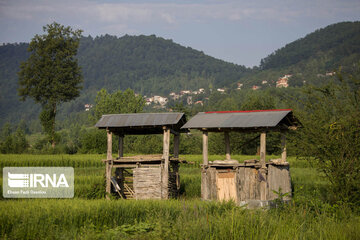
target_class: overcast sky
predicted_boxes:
[0,0,359,67]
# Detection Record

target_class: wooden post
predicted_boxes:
[162,126,170,199]
[173,134,180,158]
[259,168,267,201]
[202,130,208,165]
[281,132,287,163]
[259,132,267,200]
[224,132,231,160]
[118,135,124,158]
[106,129,113,199]
[260,132,266,167]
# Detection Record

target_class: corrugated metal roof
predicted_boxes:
[95,112,185,128]
[182,109,297,130]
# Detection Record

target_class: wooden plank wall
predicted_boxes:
[216,172,237,201]
[202,165,292,203]
[202,167,224,201]
[267,165,292,200]
[133,167,162,199]
[237,167,261,201]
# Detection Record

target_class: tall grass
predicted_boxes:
[0,154,104,168]
[0,154,357,239]
[0,199,359,239]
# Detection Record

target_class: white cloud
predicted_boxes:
[1,0,359,28]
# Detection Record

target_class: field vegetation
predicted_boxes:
[1,154,359,239]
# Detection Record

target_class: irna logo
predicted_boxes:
[3,167,74,198]
[8,172,69,188]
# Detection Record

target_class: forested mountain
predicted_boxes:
[240,21,360,88]
[0,21,359,128]
[78,34,249,94]
[0,34,249,126]
[260,22,360,70]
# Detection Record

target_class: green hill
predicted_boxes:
[0,34,249,126]
[260,22,360,70]
[78,34,248,94]
[0,21,360,128]
[239,21,360,88]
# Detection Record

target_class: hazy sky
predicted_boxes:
[0,0,359,67]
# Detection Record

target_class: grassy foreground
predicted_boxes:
[0,154,359,239]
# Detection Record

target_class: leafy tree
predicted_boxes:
[91,88,145,122]
[293,67,360,205]
[18,22,83,147]
[170,103,191,119]
[240,91,276,110]
[0,123,28,153]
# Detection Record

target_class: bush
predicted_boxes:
[293,68,360,205]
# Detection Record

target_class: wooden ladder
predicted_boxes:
[124,183,135,199]
[123,170,135,199]
[110,177,124,199]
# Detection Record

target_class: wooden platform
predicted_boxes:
[204,159,290,168]
[102,155,185,168]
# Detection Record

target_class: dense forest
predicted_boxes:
[260,22,360,70]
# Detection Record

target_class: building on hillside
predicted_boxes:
[237,83,243,90]
[153,96,168,106]
[84,104,93,111]
[252,85,260,90]
[262,80,268,85]
[187,96,193,105]
[145,97,154,105]
[194,100,203,106]
[276,77,289,88]
[169,92,180,100]
[217,88,225,93]
[326,72,336,76]
[180,90,191,95]
[199,88,205,93]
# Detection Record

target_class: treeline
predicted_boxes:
[0,86,298,155]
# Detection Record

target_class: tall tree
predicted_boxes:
[18,22,83,147]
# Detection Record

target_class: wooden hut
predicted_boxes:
[95,113,187,200]
[181,109,299,208]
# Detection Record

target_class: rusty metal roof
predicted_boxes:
[95,112,187,135]
[181,109,299,131]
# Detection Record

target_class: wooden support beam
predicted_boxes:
[259,132,267,200]
[202,131,209,165]
[224,132,231,160]
[118,135,124,158]
[173,134,180,158]
[170,128,180,136]
[260,132,266,168]
[281,132,287,163]
[162,126,170,199]
[106,129,113,199]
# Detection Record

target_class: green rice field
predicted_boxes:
[0,154,359,239]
